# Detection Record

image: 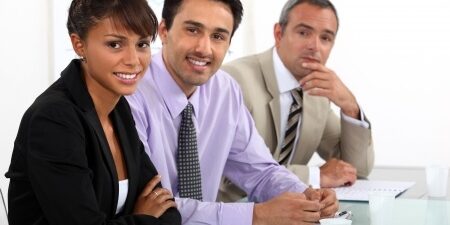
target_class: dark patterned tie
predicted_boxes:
[177,103,203,200]
[279,88,303,165]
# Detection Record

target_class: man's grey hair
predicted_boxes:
[278,0,339,33]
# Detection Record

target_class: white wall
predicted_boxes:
[329,0,450,167]
[1,0,450,195]
[230,0,450,167]
[0,0,51,193]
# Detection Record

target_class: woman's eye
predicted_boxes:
[138,42,150,48]
[108,42,121,49]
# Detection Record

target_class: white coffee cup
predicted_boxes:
[319,218,352,225]
[369,191,395,225]
[426,165,449,198]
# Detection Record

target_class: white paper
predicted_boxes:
[333,180,415,201]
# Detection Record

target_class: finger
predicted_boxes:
[140,175,161,197]
[320,200,339,218]
[299,210,321,223]
[339,167,356,177]
[153,190,175,203]
[150,187,165,199]
[320,189,338,208]
[303,222,318,225]
[298,192,307,200]
[320,191,334,205]
[300,71,329,86]
[153,200,177,217]
[282,192,307,200]
[162,199,177,209]
[310,192,321,202]
[305,87,331,97]
[341,164,357,182]
[305,188,321,202]
[339,167,357,185]
[341,175,356,186]
[348,174,357,184]
[343,166,357,176]
[301,62,328,72]
[337,160,354,169]
[302,79,332,92]
[297,199,322,212]
[345,164,357,175]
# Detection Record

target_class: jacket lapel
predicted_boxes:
[61,59,119,215]
[110,101,137,214]
[258,49,283,157]
[292,94,326,163]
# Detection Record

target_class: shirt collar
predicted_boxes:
[153,51,200,119]
[272,48,301,94]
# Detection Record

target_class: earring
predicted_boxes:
[79,55,86,63]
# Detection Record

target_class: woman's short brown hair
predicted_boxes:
[67,0,158,41]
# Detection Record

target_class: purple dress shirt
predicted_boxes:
[126,52,308,225]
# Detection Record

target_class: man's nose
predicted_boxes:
[195,34,212,56]
[307,36,320,51]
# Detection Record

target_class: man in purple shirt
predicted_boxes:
[127,0,338,225]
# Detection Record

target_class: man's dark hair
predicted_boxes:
[67,0,158,41]
[162,0,243,38]
[279,0,339,33]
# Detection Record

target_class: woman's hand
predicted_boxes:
[133,175,177,218]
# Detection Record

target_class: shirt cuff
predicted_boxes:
[341,108,370,129]
[309,166,320,189]
[222,202,254,225]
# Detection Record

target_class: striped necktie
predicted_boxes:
[279,88,303,165]
[177,103,203,200]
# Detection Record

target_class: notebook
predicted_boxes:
[333,180,415,201]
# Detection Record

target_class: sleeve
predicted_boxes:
[26,104,171,225]
[138,142,181,225]
[316,107,374,178]
[340,108,370,128]
[222,84,308,203]
[126,93,153,158]
[339,109,374,177]
[175,198,254,225]
[127,91,255,225]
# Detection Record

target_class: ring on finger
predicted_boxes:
[152,191,159,197]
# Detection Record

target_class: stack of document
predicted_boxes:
[333,180,415,201]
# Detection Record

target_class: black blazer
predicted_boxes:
[5,60,181,225]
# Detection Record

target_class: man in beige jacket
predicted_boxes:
[220,0,374,202]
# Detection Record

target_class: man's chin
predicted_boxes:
[294,68,312,79]
[187,76,211,87]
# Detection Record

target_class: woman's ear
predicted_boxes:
[70,33,85,57]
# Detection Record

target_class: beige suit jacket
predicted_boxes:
[219,48,374,202]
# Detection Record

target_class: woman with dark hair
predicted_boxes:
[5,0,181,224]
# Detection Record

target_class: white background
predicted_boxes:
[1,0,450,195]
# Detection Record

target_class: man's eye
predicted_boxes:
[321,35,333,42]
[212,33,225,41]
[187,27,198,33]
[299,31,309,36]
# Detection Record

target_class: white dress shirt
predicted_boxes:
[272,49,369,188]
